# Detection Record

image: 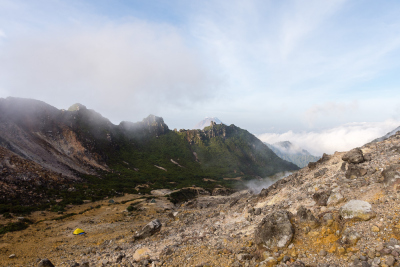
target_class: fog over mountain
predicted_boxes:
[265,141,320,168]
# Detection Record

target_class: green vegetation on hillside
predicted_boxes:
[0,99,299,215]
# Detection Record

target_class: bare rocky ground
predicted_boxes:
[2,132,400,266]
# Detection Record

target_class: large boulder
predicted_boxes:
[339,200,375,221]
[135,219,162,239]
[254,210,294,251]
[342,148,364,164]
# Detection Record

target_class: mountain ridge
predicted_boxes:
[0,97,298,212]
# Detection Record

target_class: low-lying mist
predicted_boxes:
[245,171,293,194]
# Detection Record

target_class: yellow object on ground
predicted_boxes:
[73,228,85,235]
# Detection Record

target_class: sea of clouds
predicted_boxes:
[258,119,400,156]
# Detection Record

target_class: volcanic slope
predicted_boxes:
[0,97,298,211]
[2,132,400,266]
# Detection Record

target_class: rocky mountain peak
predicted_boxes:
[194,117,222,130]
[68,103,87,111]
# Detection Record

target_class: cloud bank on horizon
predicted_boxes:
[258,120,400,156]
[1,0,400,145]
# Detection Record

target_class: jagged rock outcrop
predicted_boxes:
[342,148,364,164]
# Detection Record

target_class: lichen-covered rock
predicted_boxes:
[254,210,294,251]
[135,219,162,239]
[339,200,375,221]
[342,148,364,164]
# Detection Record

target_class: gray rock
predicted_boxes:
[236,254,252,261]
[38,259,55,267]
[340,229,361,247]
[282,255,291,263]
[389,238,399,246]
[327,192,344,206]
[247,208,254,215]
[360,255,368,261]
[341,162,347,171]
[254,208,261,215]
[380,164,400,184]
[342,148,364,164]
[386,255,395,266]
[364,153,372,161]
[322,213,333,221]
[313,190,331,206]
[314,168,328,178]
[9,254,16,258]
[135,219,162,239]
[297,206,320,228]
[319,249,327,256]
[308,162,318,170]
[339,200,376,221]
[254,210,294,251]
[345,164,367,179]
[291,261,306,267]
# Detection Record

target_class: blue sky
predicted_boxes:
[1,0,400,154]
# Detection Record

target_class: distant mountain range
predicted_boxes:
[265,141,320,168]
[194,117,222,130]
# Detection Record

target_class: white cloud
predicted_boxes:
[0,21,220,123]
[258,120,400,156]
[304,101,358,126]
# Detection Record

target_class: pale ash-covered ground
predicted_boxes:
[2,133,400,266]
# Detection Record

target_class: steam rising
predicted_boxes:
[245,171,293,194]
